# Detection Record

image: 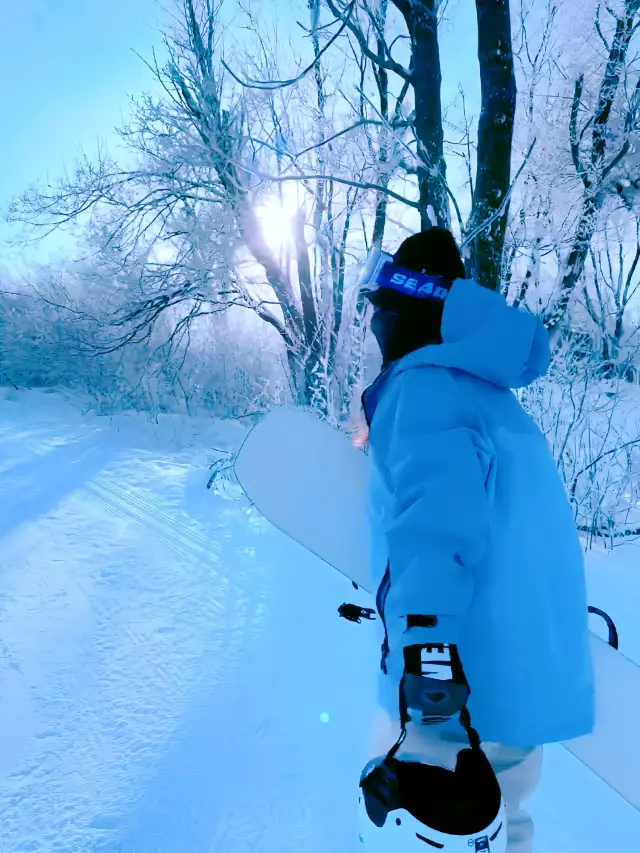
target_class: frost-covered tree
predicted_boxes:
[9,0,639,418]
[8,0,521,417]
[505,0,640,334]
[323,0,518,288]
[9,1,399,416]
[581,212,640,378]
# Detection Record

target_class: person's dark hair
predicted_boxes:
[369,227,465,365]
[393,227,466,281]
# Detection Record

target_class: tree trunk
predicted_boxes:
[328,189,357,377]
[468,0,517,290]
[546,0,640,330]
[548,194,601,330]
[392,0,450,229]
[293,209,328,411]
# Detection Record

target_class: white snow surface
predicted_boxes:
[1,388,639,852]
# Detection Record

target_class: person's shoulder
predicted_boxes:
[390,359,462,398]
[377,362,472,433]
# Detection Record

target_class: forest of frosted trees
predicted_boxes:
[2,0,640,542]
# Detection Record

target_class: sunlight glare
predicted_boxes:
[148,240,177,265]
[256,185,301,256]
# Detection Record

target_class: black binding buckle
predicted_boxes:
[338,603,377,624]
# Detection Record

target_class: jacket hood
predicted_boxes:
[393,278,550,389]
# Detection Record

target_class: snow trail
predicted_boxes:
[1,391,639,852]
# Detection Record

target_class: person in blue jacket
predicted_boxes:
[356,228,595,853]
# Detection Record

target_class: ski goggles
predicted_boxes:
[359,247,452,305]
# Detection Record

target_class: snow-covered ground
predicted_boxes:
[0,388,639,852]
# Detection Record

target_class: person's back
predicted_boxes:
[364,288,594,745]
[357,228,594,853]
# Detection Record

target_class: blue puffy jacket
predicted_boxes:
[362,278,595,748]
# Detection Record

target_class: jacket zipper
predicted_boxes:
[376,564,391,674]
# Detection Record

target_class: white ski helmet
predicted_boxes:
[358,746,507,853]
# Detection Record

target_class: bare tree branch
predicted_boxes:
[247,167,420,207]
[324,0,411,80]
[570,76,591,188]
[221,0,356,90]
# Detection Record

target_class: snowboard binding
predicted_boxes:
[338,603,377,623]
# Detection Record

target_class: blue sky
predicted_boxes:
[0,0,162,262]
[0,0,480,267]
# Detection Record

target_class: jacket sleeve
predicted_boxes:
[372,366,492,645]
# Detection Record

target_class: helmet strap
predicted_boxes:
[459,705,482,751]
[382,673,410,763]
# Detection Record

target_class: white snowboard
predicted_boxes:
[234,404,640,812]
[235,404,373,591]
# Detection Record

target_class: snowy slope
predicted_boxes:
[0,389,639,852]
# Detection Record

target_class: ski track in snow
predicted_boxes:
[0,397,372,853]
[1,392,640,852]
